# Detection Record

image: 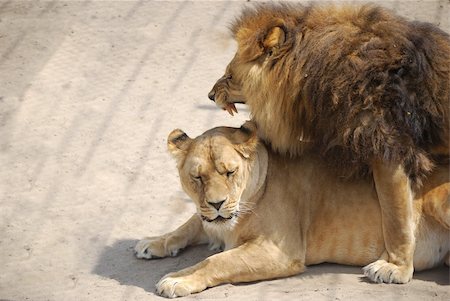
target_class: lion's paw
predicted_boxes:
[135,237,180,259]
[156,275,205,298]
[363,260,413,284]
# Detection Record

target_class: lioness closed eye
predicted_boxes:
[135,122,450,298]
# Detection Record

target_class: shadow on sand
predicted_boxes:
[92,239,218,294]
[407,265,449,285]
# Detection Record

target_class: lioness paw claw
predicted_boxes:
[208,242,223,252]
[363,260,413,284]
[169,249,179,257]
[134,237,180,259]
[156,277,194,298]
[135,237,181,259]
[135,238,155,259]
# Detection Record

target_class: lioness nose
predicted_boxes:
[208,89,216,101]
[208,199,225,211]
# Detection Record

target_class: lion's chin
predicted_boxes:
[220,102,239,116]
[214,93,244,116]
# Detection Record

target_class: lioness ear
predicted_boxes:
[241,120,257,133]
[263,26,285,50]
[234,122,259,159]
[167,129,192,161]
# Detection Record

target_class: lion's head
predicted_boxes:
[207,4,312,154]
[208,4,300,116]
[167,122,265,231]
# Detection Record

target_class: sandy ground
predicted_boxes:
[0,0,449,300]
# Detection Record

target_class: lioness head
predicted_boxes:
[167,122,262,230]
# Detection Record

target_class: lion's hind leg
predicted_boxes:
[135,214,208,259]
[363,160,415,284]
[423,183,450,230]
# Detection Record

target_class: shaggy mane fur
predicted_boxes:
[227,4,450,185]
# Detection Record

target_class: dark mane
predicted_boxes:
[232,3,450,186]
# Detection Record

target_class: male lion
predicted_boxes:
[135,123,450,298]
[208,4,450,283]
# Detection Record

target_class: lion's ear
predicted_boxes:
[263,26,286,49]
[233,122,259,159]
[236,23,286,61]
[167,129,192,161]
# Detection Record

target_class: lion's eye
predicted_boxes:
[227,170,236,178]
[226,74,232,80]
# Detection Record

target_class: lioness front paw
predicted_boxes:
[363,260,413,284]
[134,237,180,259]
[156,275,206,298]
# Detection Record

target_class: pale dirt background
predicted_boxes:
[0,0,448,300]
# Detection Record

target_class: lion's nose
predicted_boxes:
[208,199,225,211]
[208,89,216,101]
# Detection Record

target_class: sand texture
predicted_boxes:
[0,1,449,300]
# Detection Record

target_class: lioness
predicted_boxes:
[135,122,450,298]
[208,4,450,283]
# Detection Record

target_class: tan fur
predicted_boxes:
[208,4,450,283]
[135,123,450,298]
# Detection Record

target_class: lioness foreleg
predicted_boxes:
[363,160,415,284]
[156,240,304,298]
[135,214,208,259]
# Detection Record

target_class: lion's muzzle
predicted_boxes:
[208,85,239,116]
[208,89,216,101]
